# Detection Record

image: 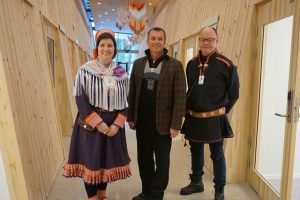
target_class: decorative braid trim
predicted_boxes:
[63,163,131,184]
[85,111,103,128]
[216,57,231,67]
[113,113,126,128]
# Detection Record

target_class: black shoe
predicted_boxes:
[132,193,150,200]
[180,174,204,195]
[214,191,224,200]
[148,192,164,200]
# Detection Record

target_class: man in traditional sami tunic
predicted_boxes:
[180,27,239,200]
[128,27,186,200]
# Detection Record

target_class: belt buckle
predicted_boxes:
[219,108,222,114]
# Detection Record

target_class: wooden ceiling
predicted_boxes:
[90,0,168,33]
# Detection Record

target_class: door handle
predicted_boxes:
[275,113,289,118]
[274,91,293,122]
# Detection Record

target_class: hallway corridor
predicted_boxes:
[47,125,261,200]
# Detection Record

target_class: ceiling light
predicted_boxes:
[148,2,152,6]
[104,12,108,15]
[101,21,104,24]
[97,2,101,5]
[98,15,102,17]
[112,8,115,12]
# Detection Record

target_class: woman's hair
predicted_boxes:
[95,32,117,59]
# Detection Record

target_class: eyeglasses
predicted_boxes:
[199,38,217,43]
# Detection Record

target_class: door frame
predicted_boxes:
[248,1,300,200]
[280,0,300,199]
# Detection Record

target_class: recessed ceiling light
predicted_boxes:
[98,15,102,17]
[97,2,101,5]
[101,21,104,24]
[112,8,115,12]
[104,12,108,15]
[148,2,152,6]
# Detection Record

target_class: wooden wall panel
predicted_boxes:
[0,0,93,199]
[0,42,29,200]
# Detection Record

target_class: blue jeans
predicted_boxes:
[190,140,226,191]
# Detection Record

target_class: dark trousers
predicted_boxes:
[84,182,107,197]
[189,140,226,191]
[136,119,172,199]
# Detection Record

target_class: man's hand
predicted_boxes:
[106,124,119,137]
[128,122,136,130]
[96,122,110,135]
[170,128,179,138]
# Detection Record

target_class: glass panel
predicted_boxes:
[255,16,293,193]
[115,32,139,51]
[114,52,138,74]
[292,123,300,200]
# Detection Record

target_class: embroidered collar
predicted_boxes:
[198,49,219,64]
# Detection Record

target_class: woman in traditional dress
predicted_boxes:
[63,29,131,200]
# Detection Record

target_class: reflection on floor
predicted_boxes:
[268,178,300,200]
[47,125,261,200]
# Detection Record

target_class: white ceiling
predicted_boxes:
[90,0,167,34]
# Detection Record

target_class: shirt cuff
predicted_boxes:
[85,111,103,128]
[113,113,126,128]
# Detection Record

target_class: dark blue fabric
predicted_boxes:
[68,110,130,170]
[189,140,226,190]
[84,182,107,197]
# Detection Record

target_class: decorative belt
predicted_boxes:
[187,107,226,119]
[78,117,94,131]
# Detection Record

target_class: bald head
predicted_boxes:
[199,27,218,56]
[200,26,218,37]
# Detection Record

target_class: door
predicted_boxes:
[249,1,300,200]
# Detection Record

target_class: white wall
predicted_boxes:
[0,150,10,200]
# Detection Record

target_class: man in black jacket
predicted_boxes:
[128,27,186,200]
[180,26,239,200]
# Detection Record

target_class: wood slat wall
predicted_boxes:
[150,0,296,184]
[0,0,93,199]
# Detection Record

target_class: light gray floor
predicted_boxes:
[268,179,300,200]
[47,125,261,200]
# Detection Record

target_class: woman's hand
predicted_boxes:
[96,122,110,135]
[106,124,119,137]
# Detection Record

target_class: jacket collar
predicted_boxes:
[198,49,219,64]
[144,48,169,68]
